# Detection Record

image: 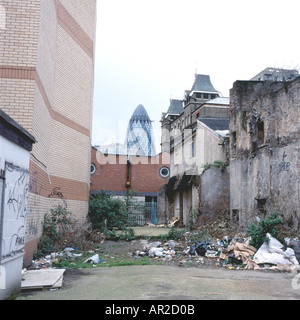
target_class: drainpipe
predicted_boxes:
[126,155,131,189]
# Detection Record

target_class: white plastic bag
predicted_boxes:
[254,233,299,266]
[84,254,100,264]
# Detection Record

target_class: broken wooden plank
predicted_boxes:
[21,269,65,290]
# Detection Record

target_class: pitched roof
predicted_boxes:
[190,74,219,93]
[167,99,183,115]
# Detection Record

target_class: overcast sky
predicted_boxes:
[92,0,300,154]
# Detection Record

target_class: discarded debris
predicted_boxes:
[84,254,100,264]
[253,233,299,267]
[21,269,65,291]
[219,236,257,268]
[164,240,180,249]
[189,241,212,256]
[285,238,300,264]
[144,222,166,228]
[167,217,180,228]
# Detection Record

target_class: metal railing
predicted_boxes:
[127,202,157,226]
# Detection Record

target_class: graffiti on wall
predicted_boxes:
[1,163,30,263]
[279,151,291,173]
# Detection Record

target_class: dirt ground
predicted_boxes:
[98,226,227,270]
[99,238,221,269]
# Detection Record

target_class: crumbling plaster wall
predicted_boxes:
[198,166,230,225]
[229,78,300,229]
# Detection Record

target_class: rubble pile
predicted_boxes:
[28,247,85,270]
[133,232,300,272]
[27,230,300,274]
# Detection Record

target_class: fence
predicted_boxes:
[127,201,157,226]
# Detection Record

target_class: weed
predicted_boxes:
[34,205,72,259]
[248,212,284,249]
[159,227,186,241]
[202,160,228,173]
[88,191,127,231]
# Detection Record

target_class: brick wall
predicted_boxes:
[1,0,97,265]
[91,148,170,195]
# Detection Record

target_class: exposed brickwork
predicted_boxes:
[1,0,40,67]
[0,77,35,133]
[91,148,170,195]
[1,0,97,264]
[56,1,94,58]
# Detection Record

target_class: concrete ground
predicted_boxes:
[21,265,300,300]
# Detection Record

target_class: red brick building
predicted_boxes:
[90,147,170,203]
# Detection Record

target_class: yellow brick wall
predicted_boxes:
[49,119,91,183]
[0,78,35,133]
[52,25,93,130]
[1,0,97,264]
[35,0,58,105]
[1,0,40,67]
[59,0,97,40]
[31,85,52,168]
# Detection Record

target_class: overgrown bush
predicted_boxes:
[248,212,284,249]
[88,191,128,232]
[203,160,228,173]
[187,209,199,231]
[34,205,72,259]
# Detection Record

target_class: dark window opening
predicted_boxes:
[256,198,267,216]
[257,121,264,144]
[231,209,239,224]
[231,131,237,152]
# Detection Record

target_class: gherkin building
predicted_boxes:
[125,104,156,156]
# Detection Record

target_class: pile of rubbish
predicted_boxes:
[134,240,178,262]
[29,247,84,269]
[28,247,107,270]
[134,232,300,272]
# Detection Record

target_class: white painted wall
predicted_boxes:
[0,135,31,300]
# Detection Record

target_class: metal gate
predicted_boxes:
[127,201,157,226]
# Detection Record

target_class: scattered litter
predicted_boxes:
[285,238,300,264]
[219,236,257,268]
[167,217,180,228]
[84,254,100,264]
[253,233,299,267]
[149,247,164,257]
[205,250,219,258]
[147,241,162,249]
[144,223,166,228]
[164,240,179,249]
[189,241,212,256]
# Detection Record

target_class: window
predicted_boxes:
[257,121,264,144]
[160,167,170,178]
[90,163,96,174]
[191,139,195,157]
[203,93,209,99]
